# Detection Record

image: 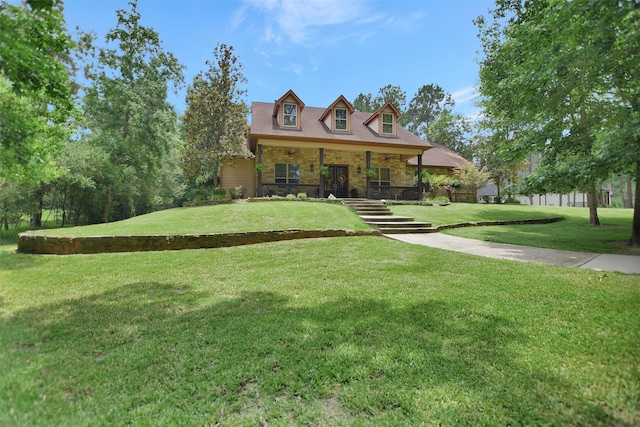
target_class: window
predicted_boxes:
[335,108,347,131]
[382,113,394,135]
[283,103,297,127]
[275,163,300,184]
[371,167,390,186]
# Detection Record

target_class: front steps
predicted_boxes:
[343,199,433,234]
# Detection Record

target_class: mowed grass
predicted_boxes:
[0,237,638,425]
[391,204,636,254]
[1,202,639,424]
[32,201,370,237]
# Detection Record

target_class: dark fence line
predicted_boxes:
[261,183,320,198]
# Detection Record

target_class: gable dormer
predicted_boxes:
[363,101,401,137]
[319,95,355,132]
[272,89,305,129]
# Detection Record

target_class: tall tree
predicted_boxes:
[353,84,458,143]
[353,92,374,113]
[0,0,74,184]
[182,43,249,186]
[352,85,406,113]
[426,111,473,160]
[82,0,184,222]
[475,0,639,234]
[404,84,455,133]
[595,3,640,245]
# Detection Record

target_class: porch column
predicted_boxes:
[417,153,423,201]
[257,144,263,197]
[366,151,371,199]
[319,148,325,198]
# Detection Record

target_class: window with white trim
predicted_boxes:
[335,108,347,131]
[283,103,297,127]
[371,167,390,186]
[382,113,394,135]
[275,163,300,183]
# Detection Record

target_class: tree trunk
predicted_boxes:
[630,160,640,246]
[587,181,601,226]
[103,184,112,223]
[620,175,627,208]
[30,191,43,227]
[627,174,634,209]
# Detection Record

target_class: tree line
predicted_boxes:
[0,0,248,228]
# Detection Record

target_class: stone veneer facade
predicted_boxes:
[260,146,416,197]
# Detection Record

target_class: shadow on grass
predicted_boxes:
[1,282,626,425]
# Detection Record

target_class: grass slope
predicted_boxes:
[391,204,636,254]
[1,236,639,425]
[31,202,370,237]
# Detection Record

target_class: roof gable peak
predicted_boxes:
[363,101,401,125]
[272,89,305,117]
[319,95,355,121]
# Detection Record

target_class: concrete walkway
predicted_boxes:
[385,233,640,275]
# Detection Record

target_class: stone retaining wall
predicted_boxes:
[432,216,565,231]
[17,229,381,255]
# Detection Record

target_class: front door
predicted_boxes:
[325,165,349,198]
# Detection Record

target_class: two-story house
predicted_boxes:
[221,89,467,199]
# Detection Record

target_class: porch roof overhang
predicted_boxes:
[250,135,427,156]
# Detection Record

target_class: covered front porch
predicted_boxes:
[254,143,425,200]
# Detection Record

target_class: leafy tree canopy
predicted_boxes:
[182,43,250,186]
[427,111,473,160]
[0,0,75,183]
[404,83,455,134]
[475,0,640,235]
[82,0,185,222]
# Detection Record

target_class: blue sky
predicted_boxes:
[62,0,493,117]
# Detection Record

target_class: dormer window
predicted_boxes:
[283,103,297,127]
[320,95,354,132]
[363,101,400,136]
[382,113,394,135]
[273,90,304,129]
[335,108,347,131]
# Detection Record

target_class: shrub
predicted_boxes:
[211,187,228,200]
[434,196,450,203]
[228,186,246,200]
[286,193,296,199]
[297,192,307,199]
[504,197,521,204]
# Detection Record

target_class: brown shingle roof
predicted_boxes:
[407,141,469,170]
[250,101,430,151]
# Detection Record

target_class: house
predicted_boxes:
[221,89,467,200]
[478,152,610,206]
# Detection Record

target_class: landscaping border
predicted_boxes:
[430,216,565,231]
[17,229,380,255]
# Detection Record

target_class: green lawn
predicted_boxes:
[1,201,639,425]
[391,204,636,254]
[29,201,370,238]
[1,236,638,425]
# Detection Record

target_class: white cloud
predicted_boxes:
[450,86,483,122]
[244,0,374,46]
[451,86,480,106]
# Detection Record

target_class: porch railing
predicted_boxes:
[259,183,424,200]
[371,185,420,201]
[261,183,320,198]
